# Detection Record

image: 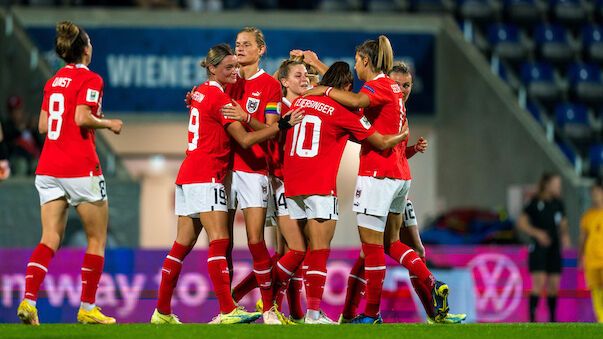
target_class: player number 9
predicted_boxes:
[188,108,200,151]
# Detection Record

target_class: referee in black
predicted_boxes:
[517,172,571,322]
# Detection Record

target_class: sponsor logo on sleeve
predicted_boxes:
[359,116,372,129]
[86,89,99,103]
[362,84,375,93]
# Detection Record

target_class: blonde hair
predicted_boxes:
[356,35,394,74]
[390,61,411,75]
[238,26,266,49]
[54,21,88,64]
[200,43,235,78]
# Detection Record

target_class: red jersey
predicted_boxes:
[36,64,103,178]
[283,96,376,197]
[358,74,410,180]
[175,81,235,185]
[268,97,292,179]
[226,70,282,175]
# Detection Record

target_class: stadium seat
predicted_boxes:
[458,0,495,21]
[568,63,603,105]
[526,101,542,123]
[554,102,591,139]
[410,0,455,12]
[550,0,587,25]
[504,0,544,25]
[582,25,603,63]
[488,24,526,61]
[534,24,573,64]
[589,143,603,176]
[521,61,559,102]
[367,0,408,11]
[557,141,577,164]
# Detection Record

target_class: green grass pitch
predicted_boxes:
[0,323,601,339]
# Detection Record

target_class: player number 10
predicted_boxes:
[290,115,322,158]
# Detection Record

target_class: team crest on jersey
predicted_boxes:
[359,116,372,130]
[391,84,402,94]
[262,185,268,194]
[86,89,99,103]
[246,97,260,113]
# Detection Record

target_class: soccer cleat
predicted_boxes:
[431,280,450,322]
[305,310,337,324]
[263,306,283,325]
[17,300,39,325]
[338,314,354,324]
[77,306,116,324]
[150,308,182,324]
[271,303,296,325]
[255,298,263,313]
[427,313,467,324]
[212,307,262,324]
[289,315,305,324]
[349,313,383,324]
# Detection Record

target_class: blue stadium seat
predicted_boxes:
[568,63,603,104]
[557,141,577,164]
[488,24,526,60]
[458,0,495,21]
[589,144,603,176]
[550,0,587,25]
[554,102,591,139]
[526,101,542,123]
[534,24,573,63]
[504,0,544,25]
[582,25,603,63]
[411,0,455,12]
[521,61,559,102]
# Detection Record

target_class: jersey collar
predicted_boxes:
[282,97,292,108]
[373,73,386,80]
[208,81,224,92]
[247,69,265,81]
[65,64,89,70]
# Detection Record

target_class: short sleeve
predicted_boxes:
[359,81,387,107]
[215,92,237,127]
[76,74,103,108]
[338,109,375,141]
[264,81,282,116]
[41,79,51,112]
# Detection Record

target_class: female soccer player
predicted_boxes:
[17,21,123,325]
[305,37,449,324]
[152,43,302,325]
[517,172,570,322]
[285,61,408,324]
[580,178,603,322]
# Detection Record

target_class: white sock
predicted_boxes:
[307,309,320,320]
[25,299,36,307]
[81,302,95,311]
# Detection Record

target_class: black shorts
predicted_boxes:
[528,242,562,273]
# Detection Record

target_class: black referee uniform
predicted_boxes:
[523,197,564,273]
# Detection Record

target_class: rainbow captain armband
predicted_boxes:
[265,102,281,115]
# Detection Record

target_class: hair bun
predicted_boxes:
[56,21,79,44]
[200,59,208,68]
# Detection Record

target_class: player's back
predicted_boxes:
[582,208,603,267]
[36,64,103,178]
[176,81,233,185]
[284,95,374,197]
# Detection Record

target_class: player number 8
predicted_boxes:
[47,93,65,140]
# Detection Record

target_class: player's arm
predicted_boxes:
[226,108,303,149]
[578,226,587,268]
[74,105,123,134]
[406,137,428,159]
[38,110,48,134]
[301,50,328,76]
[304,86,370,108]
[517,213,551,246]
[221,101,271,131]
[560,216,571,249]
[364,120,409,150]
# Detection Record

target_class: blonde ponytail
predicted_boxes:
[377,35,393,74]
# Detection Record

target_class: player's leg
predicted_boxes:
[546,273,561,322]
[19,195,69,325]
[340,250,366,323]
[530,271,546,322]
[274,214,306,311]
[590,268,603,322]
[153,216,200,323]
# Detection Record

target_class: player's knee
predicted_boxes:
[40,232,62,252]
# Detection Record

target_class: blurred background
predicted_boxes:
[0,0,599,323]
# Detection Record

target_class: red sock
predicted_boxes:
[232,271,257,303]
[388,241,434,289]
[157,241,192,314]
[208,239,236,314]
[342,256,366,319]
[287,268,305,319]
[81,254,104,305]
[304,249,330,312]
[363,243,385,317]
[226,239,234,286]
[248,241,273,312]
[24,243,54,302]
[274,249,305,308]
[410,273,435,318]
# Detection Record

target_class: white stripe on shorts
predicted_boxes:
[27,263,48,272]
[167,255,183,264]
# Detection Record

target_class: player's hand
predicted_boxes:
[415,137,428,153]
[221,101,248,122]
[535,230,551,247]
[109,119,123,134]
[0,160,10,182]
[184,86,197,109]
[286,107,305,126]
[302,50,320,66]
[303,85,327,97]
[290,49,304,59]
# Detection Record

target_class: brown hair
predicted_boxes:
[54,21,89,64]
[389,61,411,76]
[537,172,560,197]
[238,26,266,49]
[319,61,354,90]
[356,35,394,74]
[200,43,235,78]
[277,59,305,96]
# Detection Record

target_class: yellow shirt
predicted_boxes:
[581,208,603,269]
